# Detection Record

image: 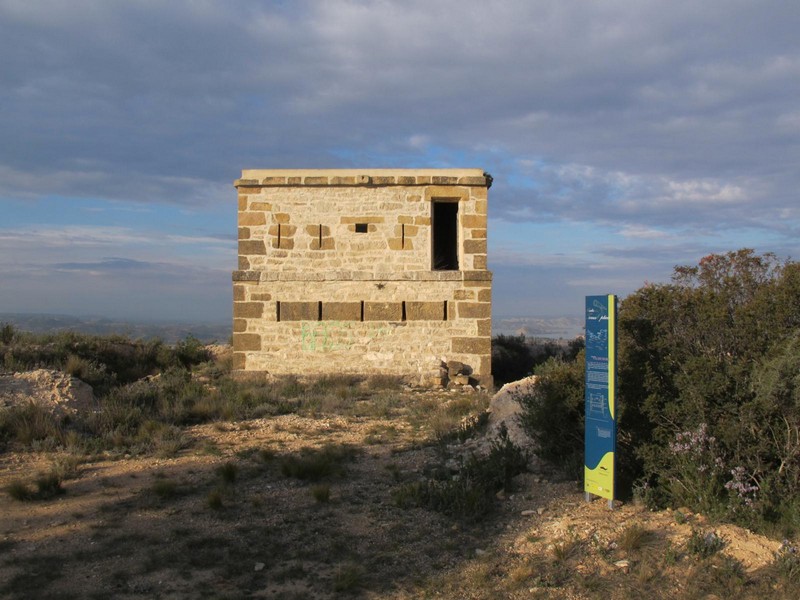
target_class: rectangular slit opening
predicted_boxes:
[355,223,368,233]
[401,301,407,322]
[276,301,281,322]
[318,301,322,321]
[277,223,282,247]
[318,224,323,249]
[360,301,364,322]
[432,201,459,270]
[401,223,406,249]
[443,300,448,321]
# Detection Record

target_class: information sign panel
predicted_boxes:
[584,295,617,501]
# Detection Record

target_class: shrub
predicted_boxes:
[518,352,585,479]
[280,444,357,481]
[492,335,536,386]
[686,529,726,558]
[394,426,527,522]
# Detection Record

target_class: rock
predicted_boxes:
[254,562,265,571]
[537,507,546,515]
[614,559,630,569]
[521,510,536,516]
[0,369,97,417]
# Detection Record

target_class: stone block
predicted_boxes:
[407,301,446,321]
[251,293,272,301]
[238,227,250,240]
[388,238,403,250]
[321,238,335,250]
[322,302,361,321]
[234,302,264,319]
[477,318,491,336]
[340,216,385,224]
[331,176,356,185]
[233,285,247,301]
[364,302,402,321]
[273,213,290,224]
[464,239,487,254]
[233,318,248,332]
[234,333,262,352]
[457,302,491,318]
[280,301,319,321]
[397,176,416,185]
[473,255,487,269]
[233,352,246,370]
[287,177,301,184]
[414,216,431,225]
[238,256,250,269]
[454,289,474,300]
[451,336,491,355]
[304,176,328,185]
[398,215,414,224]
[458,176,489,186]
[262,176,286,185]
[470,228,487,239]
[432,176,458,185]
[477,288,491,302]
[240,212,266,226]
[239,240,266,255]
[249,202,272,211]
[461,214,486,228]
[273,238,294,250]
[372,176,395,185]
[238,197,248,211]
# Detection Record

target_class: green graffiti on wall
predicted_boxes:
[300,321,390,352]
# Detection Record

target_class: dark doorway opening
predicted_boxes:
[432,201,458,270]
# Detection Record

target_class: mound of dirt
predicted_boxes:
[0,369,97,417]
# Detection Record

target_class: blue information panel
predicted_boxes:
[584,295,617,501]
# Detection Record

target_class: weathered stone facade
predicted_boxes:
[232,169,493,387]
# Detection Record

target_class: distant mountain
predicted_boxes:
[0,313,230,344]
[492,316,583,339]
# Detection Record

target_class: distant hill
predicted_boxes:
[492,316,583,339]
[0,313,230,344]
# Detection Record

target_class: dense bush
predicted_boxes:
[520,249,800,534]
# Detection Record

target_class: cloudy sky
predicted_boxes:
[1,0,798,323]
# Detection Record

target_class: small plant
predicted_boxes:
[618,524,654,553]
[551,536,582,563]
[216,462,239,484]
[280,444,357,481]
[207,489,224,510]
[774,540,800,582]
[311,484,330,503]
[34,472,65,499]
[6,479,34,501]
[332,563,364,593]
[686,529,726,558]
[151,478,178,499]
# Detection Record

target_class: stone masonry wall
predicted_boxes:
[232,169,492,387]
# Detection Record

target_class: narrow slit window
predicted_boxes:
[360,301,365,322]
[276,301,281,322]
[432,201,459,270]
[355,223,368,233]
[318,224,323,249]
[401,223,406,249]
[443,300,448,321]
[317,301,322,321]
[401,301,407,321]
[277,223,282,247]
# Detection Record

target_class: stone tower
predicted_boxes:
[232,169,493,387]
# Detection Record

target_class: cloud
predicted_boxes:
[1,1,799,319]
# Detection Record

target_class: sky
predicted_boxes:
[1,0,799,323]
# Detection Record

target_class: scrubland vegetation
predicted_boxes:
[1,248,799,598]
[520,249,800,537]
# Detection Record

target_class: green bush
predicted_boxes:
[394,425,527,522]
[519,249,800,534]
[518,352,585,479]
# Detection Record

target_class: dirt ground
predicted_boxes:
[1,385,798,599]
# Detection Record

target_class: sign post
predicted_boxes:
[584,295,617,508]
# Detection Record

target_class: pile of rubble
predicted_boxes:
[0,369,97,417]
